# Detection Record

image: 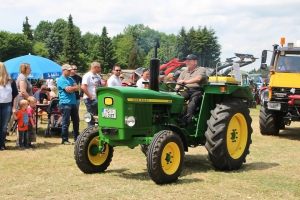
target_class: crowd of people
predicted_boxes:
[0,53,205,150]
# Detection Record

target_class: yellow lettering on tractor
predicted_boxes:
[127,98,172,103]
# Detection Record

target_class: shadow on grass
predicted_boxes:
[242,162,279,171]
[278,127,300,141]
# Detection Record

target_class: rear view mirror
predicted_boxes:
[260,63,267,70]
[261,50,267,64]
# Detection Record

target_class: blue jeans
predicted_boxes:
[59,104,79,142]
[83,98,98,127]
[18,130,28,147]
[0,102,12,148]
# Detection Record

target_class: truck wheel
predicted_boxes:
[74,126,114,173]
[205,99,252,170]
[259,106,279,135]
[147,130,184,184]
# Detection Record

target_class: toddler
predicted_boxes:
[27,96,37,148]
[13,100,29,150]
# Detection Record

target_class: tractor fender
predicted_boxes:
[162,124,188,152]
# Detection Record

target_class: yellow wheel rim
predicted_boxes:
[226,113,248,159]
[88,136,109,165]
[161,142,181,175]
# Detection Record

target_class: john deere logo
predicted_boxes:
[231,129,238,142]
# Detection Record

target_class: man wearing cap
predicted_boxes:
[34,85,49,104]
[176,54,208,125]
[57,64,80,145]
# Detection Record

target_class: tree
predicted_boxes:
[45,18,68,62]
[176,27,189,60]
[113,35,135,68]
[128,47,139,69]
[33,41,49,58]
[0,31,33,61]
[34,21,52,42]
[22,16,34,40]
[91,27,115,72]
[61,14,81,65]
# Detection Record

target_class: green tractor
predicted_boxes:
[75,43,255,184]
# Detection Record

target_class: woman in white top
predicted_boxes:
[136,69,150,89]
[0,62,18,150]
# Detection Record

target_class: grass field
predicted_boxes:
[1,105,300,200]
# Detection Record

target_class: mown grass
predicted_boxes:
[0,105,300,200]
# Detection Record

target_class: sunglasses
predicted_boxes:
[115,70,121,72]
[72,69,77,70]
[120,77,124,79]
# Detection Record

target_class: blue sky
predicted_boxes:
[1,0,300,71]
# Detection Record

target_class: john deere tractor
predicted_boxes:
[259,38,300,135]
[75,42,255,184]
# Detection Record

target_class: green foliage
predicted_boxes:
[22,16,34,40]
[113,35,135,68]
[128,47,139,69]
[62,14,81,65]
[34,20,53,42]
[0,31,33,61]
[32,41,49,57]
[90,27,115,72]
[46,18,67,62]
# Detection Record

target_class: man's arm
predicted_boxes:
[81,84,93,100]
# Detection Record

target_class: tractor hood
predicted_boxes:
[97,87,184,105]
[270,73,300,88]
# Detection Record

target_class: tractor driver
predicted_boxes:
[175,54,208,125]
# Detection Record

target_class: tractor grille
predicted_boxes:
[133,104,152,128]
[272,87,300,99]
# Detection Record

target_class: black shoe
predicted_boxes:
[0,146,9,150]
[177,113,191,124]
[20,146,26,150]
[28,144,36,149]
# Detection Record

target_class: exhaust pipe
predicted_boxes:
[149,39,160,91]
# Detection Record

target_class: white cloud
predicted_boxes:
[1,0,300,71]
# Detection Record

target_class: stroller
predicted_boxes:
[44,97,62,137]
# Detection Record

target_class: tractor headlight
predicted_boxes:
[83,112,93,123]
[125,116,136,127]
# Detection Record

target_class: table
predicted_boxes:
[35,104,49,134]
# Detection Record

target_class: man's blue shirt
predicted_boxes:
[57,76,76,105]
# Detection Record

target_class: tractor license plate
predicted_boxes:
[267,102,281,110]
[102,108,116,118]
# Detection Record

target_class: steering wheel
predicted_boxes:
[166,83,190,94]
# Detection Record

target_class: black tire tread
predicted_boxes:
[205,99,252,170]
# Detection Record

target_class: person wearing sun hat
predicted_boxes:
[56,64,79,145]
[176,54,208,125]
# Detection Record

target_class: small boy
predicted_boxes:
[13,100,29,150]
[27,96,37,148]
[50,104,62,128]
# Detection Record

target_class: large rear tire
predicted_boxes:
[147,130,184,184]
[205,99,252,170]
[259,106,279,135]
[74,126,114,173]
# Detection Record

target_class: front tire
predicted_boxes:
[147,130,184,184]
[205,99,252,170]
[259,106,279,135]
[74,126,114,173]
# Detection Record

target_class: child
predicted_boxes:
[49,86,58,100]
[27,96,37,148]
[50,104,62,128]
[13,100,29,150]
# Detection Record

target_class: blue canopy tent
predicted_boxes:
[4,54,62,79]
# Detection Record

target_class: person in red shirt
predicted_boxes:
[27,96,37,148]
[13,100,29,150]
